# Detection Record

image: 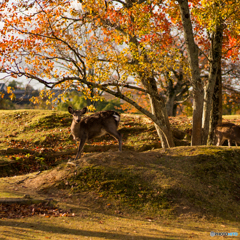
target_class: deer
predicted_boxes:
[68,106,122,160]
[215,122,240,146]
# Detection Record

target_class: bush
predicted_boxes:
[0,99,15,110]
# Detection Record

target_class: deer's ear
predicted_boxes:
[68,106,74,114]
[81,107,87,115]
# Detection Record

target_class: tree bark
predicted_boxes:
[165,78,176,116]
[150,97,175,148]
[202,23,223,144]
[177,0,204,145]
[142,77,175,148]
[165,71,189,117]
[208,58,222,145]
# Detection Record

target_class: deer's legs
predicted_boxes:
[216,136,222,146]
[112,132,122,151]
[117,132,122,152]
[75,137,87,160]
[107,130,122,151]
[116,132,122,152]
[104,121,122,151]
[217,137,227,146]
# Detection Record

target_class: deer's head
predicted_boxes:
[68,106,87,124]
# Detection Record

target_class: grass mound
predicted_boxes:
[26,147,239,222]
[0,110,190,178]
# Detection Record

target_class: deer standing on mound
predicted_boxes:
[68,106,122,159]
[215,122,240,146]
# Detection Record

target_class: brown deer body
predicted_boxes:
[215,122,240,146]
[68,106,122,159]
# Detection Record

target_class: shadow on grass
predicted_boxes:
[0,219,181,240]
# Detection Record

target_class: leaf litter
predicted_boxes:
[0,202,75,219]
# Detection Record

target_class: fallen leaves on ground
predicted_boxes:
[0,202,75,219]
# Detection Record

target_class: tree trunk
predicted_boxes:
[173,104,177,117]
[150,96,175,148]
[165,97,175,116]
[165,79,176,116]
[177,0,204,145]
[191,85,204,146]
[143,77,175,148]
[202,23,223,144]
[164,73,189,117]
[207,59,222,145]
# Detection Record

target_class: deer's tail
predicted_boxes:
[112,112,120,124]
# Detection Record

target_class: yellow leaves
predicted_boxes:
[61,96,65,103]
[193,0,240,34]
[87,105,96,112]
[114,34,124,45]
[31,89,57,107]
[40,90,56,100]
[9,93,15,101]
[6,86,15,100]
[201,0,212,8]
[7,86,13,94]
[30,96,40,105]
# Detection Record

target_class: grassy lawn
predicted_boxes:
[1,212,238,240]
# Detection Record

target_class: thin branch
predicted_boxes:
[174,95,190,104]
[223,84,240,94]
[101,82,147,93]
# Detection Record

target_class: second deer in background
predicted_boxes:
[215,122,240,146]
[68,106,122,160]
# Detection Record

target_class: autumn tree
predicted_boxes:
[173,0,240,145]
[0,0,178,148]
